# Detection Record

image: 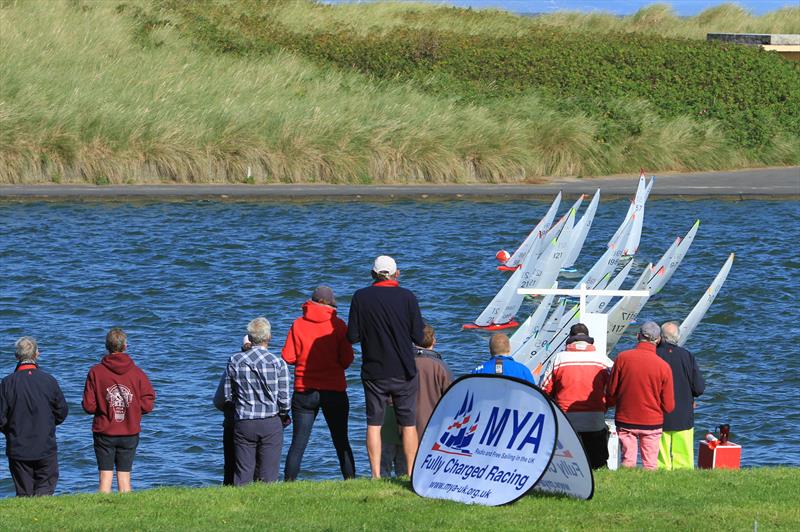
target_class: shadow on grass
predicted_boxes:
[381,476,413,491]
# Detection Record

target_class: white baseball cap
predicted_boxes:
[372,255,397,276]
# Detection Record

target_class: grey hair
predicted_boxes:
[370,270,396,282]
[15,336,38,362]
[247,317,272,345]
[661,321,681,344]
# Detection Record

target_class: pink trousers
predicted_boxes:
[618,427,662,470]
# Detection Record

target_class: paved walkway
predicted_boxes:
[1,167,798,199]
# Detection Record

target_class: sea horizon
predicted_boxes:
[328,0,798,17]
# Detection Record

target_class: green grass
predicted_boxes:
[0,0,798,184]
[0,468,798,530]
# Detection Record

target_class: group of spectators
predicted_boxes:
[0,254,705,497]
[212,255,450,484]
[542,320,705,471]
[0,329,154,497]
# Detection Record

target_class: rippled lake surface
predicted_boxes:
[1,196,798,496]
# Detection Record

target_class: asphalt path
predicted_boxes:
[1,167,797,200]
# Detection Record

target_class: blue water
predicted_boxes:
[330,0,794,16]
[0,196,798,497]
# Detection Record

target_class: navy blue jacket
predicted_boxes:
[0,362,69,461]
[656,342,705,431]
[347,281,425,380]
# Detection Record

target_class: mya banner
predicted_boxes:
[411,375,558,506]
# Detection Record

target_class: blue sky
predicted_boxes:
[330,1,796,16]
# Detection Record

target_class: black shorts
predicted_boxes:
[363,375,418,427]
[93,433,139,472]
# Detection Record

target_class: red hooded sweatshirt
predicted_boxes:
[82,353,156,436]
[282,301,354,392]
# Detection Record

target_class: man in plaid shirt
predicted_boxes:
[223,317,290,484]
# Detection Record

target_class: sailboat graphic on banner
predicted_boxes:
[432,392,481,456]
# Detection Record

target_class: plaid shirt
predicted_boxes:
[224,346,289,420]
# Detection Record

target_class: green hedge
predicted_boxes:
[159,0,800,154]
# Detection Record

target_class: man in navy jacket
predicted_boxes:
[656,322,705,470]
[348,255,425,478]
[0,337,69,496]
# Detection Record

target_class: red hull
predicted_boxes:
[496,265,521,272]
[462,320,520,331]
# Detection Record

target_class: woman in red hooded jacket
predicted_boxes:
[282,285,355,480]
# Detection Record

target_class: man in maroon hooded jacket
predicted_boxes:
[82,328,156,493]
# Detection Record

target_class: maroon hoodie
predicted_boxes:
[82,352,156,436]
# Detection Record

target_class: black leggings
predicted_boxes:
[284,389,355,480]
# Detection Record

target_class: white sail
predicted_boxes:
[604,263,653,353]
[605,220,697,352]
[473,267,525,326]
[608,197,635,245]
[678,253,734,347]
[643,236,679,292]
[516,298,567,367]
[536,266,627,370]
[505,192,561,268]
[646,175,655,196]
[652,220,700,295]
[562,189,600,269]
[495,208,576,325]
[575,216,634,290]
[510,282,558,355]
[474,208,575,326]
[622,173,649,256]
[588,259,635,314]
[641,220,699,297]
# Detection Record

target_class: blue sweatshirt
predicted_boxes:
[472,356,535,384]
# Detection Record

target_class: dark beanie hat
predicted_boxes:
[311,285,336,306]
[566,323,594,345]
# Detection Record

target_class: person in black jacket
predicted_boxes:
[0,337,69,496]
[347,255,424,478]
[656,322,705,470]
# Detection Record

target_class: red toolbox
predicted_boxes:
[698,441,741,469]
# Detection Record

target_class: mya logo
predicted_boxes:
[554,438,573,458]
[432,392,481,456]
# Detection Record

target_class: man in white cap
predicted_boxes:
[347,255,425,478]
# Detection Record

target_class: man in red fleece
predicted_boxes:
[82,328,156,493]
[606,321,674,470]
[282,285,355,481]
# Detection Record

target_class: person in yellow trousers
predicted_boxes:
[656,322,705,469]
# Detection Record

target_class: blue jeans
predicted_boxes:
[284,390,355,480]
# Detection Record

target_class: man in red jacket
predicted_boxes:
[607,321,674,470]
[82,328,156,493]
[282,285,355,481]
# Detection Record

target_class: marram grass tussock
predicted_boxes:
[0,0,798,184]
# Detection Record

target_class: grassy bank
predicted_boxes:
[0,1,798,185]
[0,468,798,530]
